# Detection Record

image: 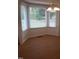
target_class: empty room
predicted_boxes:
[18,0,60,59]
[1,0,79,59]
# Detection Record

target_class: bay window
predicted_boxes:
[20,4,56,30]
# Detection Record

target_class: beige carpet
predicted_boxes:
[18,35,60,59]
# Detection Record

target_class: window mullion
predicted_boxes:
[27,6,30,29]
[46,11,49,27]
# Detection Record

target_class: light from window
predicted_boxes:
[29,7,46,28]
[49,12,56,27]
[20,5,27,31]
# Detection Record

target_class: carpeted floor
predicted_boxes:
[18,35,60,59]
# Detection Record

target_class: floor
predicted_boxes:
[19,35,60,59]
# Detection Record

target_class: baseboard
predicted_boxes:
[22,34,60,44]
[27,34,47,39]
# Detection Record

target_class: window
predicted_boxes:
[49,12,56,27]
[20,5,56,29]
[20,5,27,31]
[29,7,47,28]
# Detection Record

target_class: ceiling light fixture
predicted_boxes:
[54,7,60,11]
[47,3,60,12]
[47,7,55,12]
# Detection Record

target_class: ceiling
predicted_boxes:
[24,0,60,6]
